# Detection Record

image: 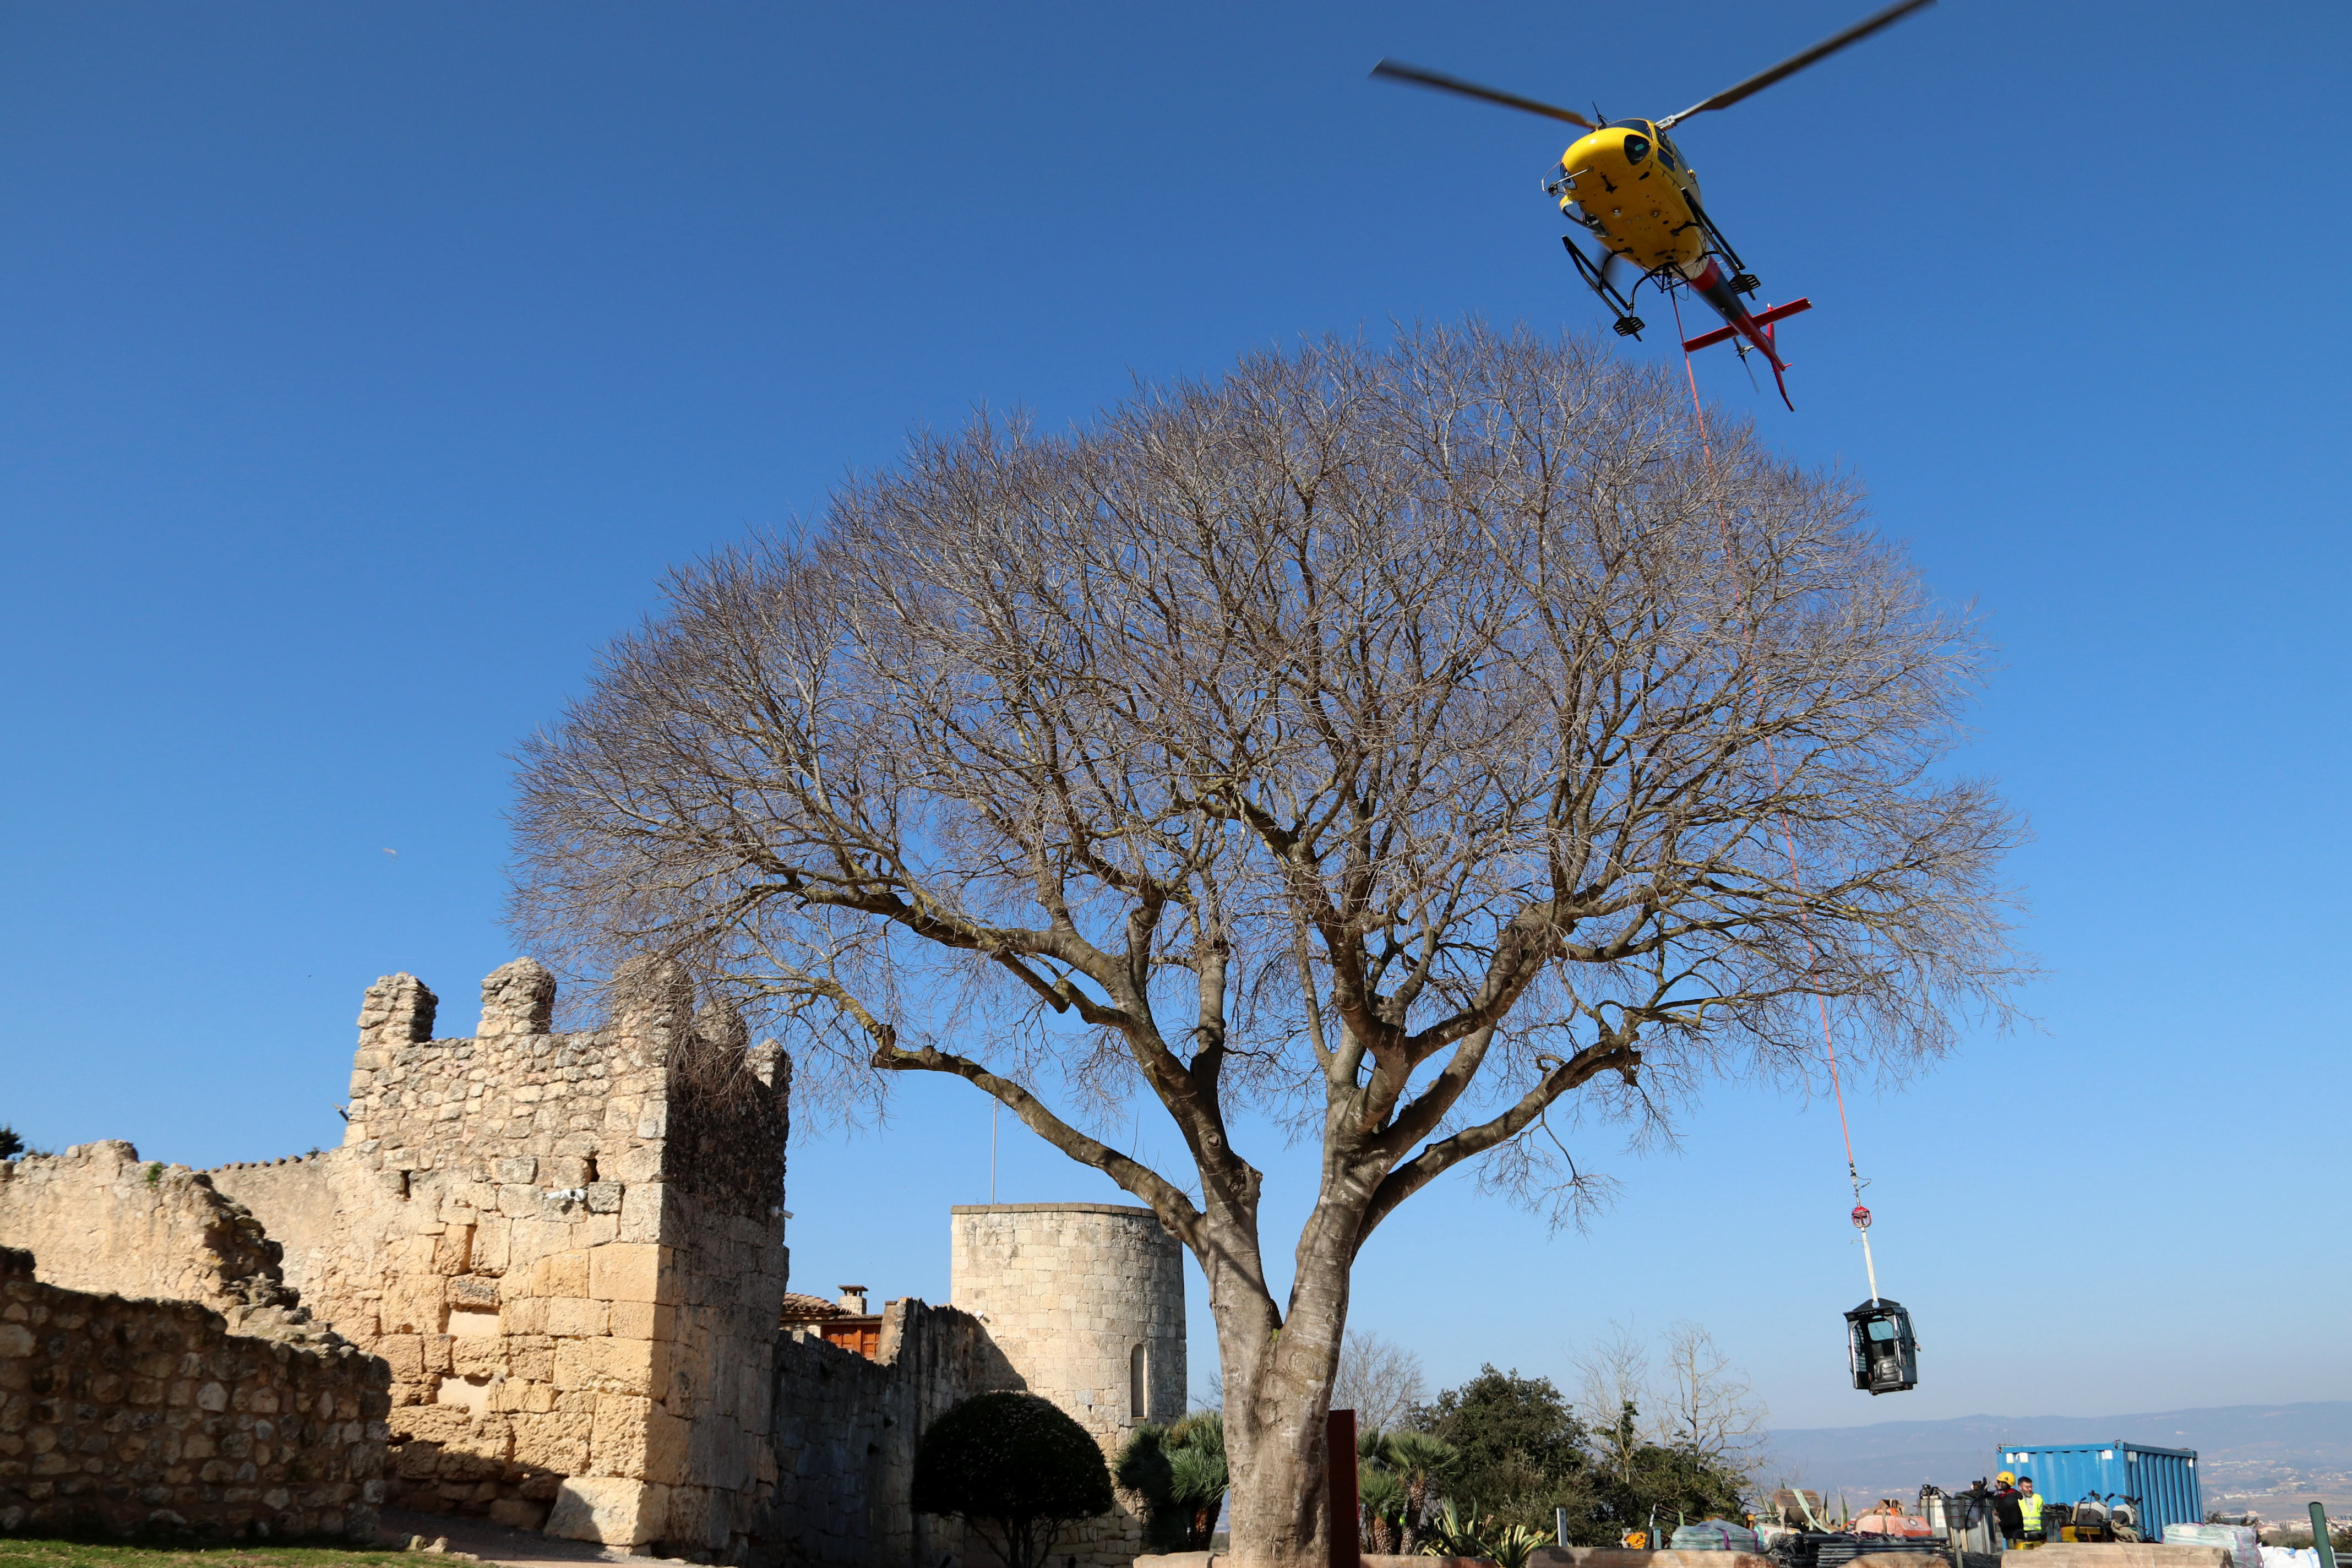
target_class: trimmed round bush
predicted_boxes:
[912,1391,1114,1568]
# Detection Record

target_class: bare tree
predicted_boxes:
[1333,1329,1428,1437]
[1574,1321,1654,1487]
[1575,1320,1767,1486]
[510,324,2028,1568]
[1656,1321,1766,1474]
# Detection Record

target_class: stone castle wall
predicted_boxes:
[0,963,1194,1568]
[0,1244,388,1541]
[0,1144,346,1355]
[236,959,793,1559]
[758,1297,1012,1568]
[949,1203,1188,1568]
[0,1144,301,1327]
[205,1155,340,1305]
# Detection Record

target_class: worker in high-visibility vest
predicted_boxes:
[2018,1478,2046,1544]
[1994,1476,2026,1547]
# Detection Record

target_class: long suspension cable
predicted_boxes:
[1668,290,1880,1303]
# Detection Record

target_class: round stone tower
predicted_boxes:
[948,1200,1188,1440]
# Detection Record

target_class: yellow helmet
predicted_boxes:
[1997,1472,2016,1488]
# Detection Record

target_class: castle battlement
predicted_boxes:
[2,961,1187,1568]
[205,960,791,1557]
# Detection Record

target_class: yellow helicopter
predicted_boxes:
[1373,0,1935,408]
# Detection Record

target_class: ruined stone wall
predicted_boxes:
[271,960,790,1559]
[0,1244,388,1541]
[0,1144,302,1326]
[948,1204,1189,1568]
[206,1155,341,1305]
[755,1297,1005,1568]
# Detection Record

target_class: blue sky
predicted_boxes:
[3,1,2345,1438]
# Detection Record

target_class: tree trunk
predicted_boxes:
[1201,1169,1363,1568]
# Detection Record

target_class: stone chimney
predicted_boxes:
[837,1285,868,1315]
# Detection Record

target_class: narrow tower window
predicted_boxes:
[1129,1343,1147,1422]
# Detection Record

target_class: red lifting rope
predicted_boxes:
[1671,291,1883,1306]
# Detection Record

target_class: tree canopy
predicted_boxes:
[911,1391,1114,1568]
[1409,1363,1751,1544]
[509,322,2027,1566]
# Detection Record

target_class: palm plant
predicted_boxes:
[1115,1411,1229,1551]
[1380,1431,1460,1553]
[1360,1464,1408,1554]
[1169,1418,1229,1549]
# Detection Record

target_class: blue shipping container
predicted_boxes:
[1992,1442,2202,1538]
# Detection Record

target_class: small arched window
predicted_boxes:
[1129,1343,1147,1422]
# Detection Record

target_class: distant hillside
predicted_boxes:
[1763,1402,2352,1511]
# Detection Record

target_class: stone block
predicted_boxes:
[610,1144,663,1185]
[449,1338,505,1377]
[588,1244,672,1305]
[552,1337,667,1399]
[509,1409,592,1474]
[545,1476,670,1547]
[543,1157,591,1188]
[606,1301,673,1342]
[509,1340,556,1383]
[394,1404,480,1446]
[546,1297,609,1338]
[381,1278,445,1337]
[500,1297,548,1337]
[471,1215,512,1275]
[539,1251,591,1299]
[377,1336,424,1380]
[583,1183,624,1215]
[449,1275,500,1310]
[504,1216,568,1268]
[431,1227,475,1276]
[488,1496,549,1531]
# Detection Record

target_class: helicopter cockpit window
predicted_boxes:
[1656,139,1680,171]
[1621,134,1651,163]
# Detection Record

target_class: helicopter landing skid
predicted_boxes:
[1561,236,1644,338]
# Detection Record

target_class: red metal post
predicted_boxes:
[1328,1407,1361,1568]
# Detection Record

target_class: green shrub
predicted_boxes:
[912,1392,1114,1568]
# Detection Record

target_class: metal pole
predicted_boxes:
[1559,1507,1571,1549]
[1860,1225,1881,1303]
[990,1098,998,1205]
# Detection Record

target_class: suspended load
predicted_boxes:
[1844,1297,1919,1394]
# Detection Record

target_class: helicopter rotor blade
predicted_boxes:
[1657,0,1935,129]
[1369,59,1597,130]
